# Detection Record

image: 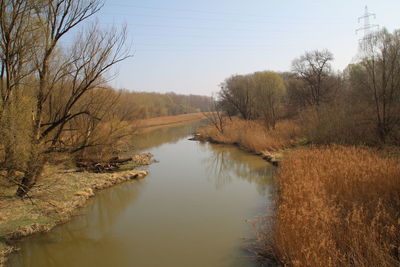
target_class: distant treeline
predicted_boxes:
[117,90,212,120]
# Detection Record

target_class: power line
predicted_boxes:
[96,22,315,35]
[98,11,344,25]
[96,21,322,35]
[106,3,342,22]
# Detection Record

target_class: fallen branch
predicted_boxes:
[76,156,133,173]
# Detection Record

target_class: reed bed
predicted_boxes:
[198,119,302,153]
[255,146,400,266]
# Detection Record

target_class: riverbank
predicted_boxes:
[0,154,152,266]
[139,112,206,132]
[0,114,206,266]
[196,118,305,165]
[6,123,271,267]
[197,119,400,266]
[258,146,400,266]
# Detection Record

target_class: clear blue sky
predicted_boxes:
[86,0,400,96]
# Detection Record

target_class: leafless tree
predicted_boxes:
[0,0,130,197]
[292,49,337,106]
[351,29,400,143]
[203,98,225,134]
[0,0,36,119]
[219,74,256,120]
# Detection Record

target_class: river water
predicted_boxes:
[8,123,275,267]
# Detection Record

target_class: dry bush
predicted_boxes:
[64,119,139,162]
[0,91,34,175]
[47,88,141,163]
[299,104,377,146]
[260,146,400,266]
[198,118,302,153]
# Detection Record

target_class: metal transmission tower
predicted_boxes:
[356,6,379,47]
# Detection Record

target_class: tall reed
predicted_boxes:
[256,146,400,266]
[198,119,301,153]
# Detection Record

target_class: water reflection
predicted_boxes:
[8,122,273,267]
[9,181,145,267]
[201,142,275,194]
[127,121,206,152]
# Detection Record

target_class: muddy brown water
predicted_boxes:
[8,122,275,267]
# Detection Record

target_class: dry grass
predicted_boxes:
[139,112,206,131]
[256,146,400,266]
[198,118,302,153]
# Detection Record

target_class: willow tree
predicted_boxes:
[253,71,286,129]
[0,0,130,197]
[219,74,256,120]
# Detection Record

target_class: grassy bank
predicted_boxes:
[0,154,152,266]
[254,146,400,266]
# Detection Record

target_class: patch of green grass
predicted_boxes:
[118,162,140,171]
[293,138,310,147]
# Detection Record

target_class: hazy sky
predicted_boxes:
[86,0,400,96]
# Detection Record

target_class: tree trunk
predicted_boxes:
[16,149,45,197]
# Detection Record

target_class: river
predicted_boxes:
[8,122,275,267]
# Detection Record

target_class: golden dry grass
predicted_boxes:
[198,118,302,153]
[139,112,205,130]
[257,146,400,266]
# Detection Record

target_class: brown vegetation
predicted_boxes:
[0,1,398,265]
[198,118,302,153]
[254,146,400,266]
[291,50,340,107]
[118,91,212,119]
[139,112,205,130]
[219,71,286,127]
[206,28,400,266]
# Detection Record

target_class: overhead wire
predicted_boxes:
[70,2,339,54]
[105,3,340,22]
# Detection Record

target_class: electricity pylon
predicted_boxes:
[356,6,379,48]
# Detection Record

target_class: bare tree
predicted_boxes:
[0,0,36,119]
[0,0,131,197]
[292,50,336,106]
[219,74,256,120]
[40,24,129,147]
[203,99,225,134]
[218,71,287,128]
[351,28,400,143]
